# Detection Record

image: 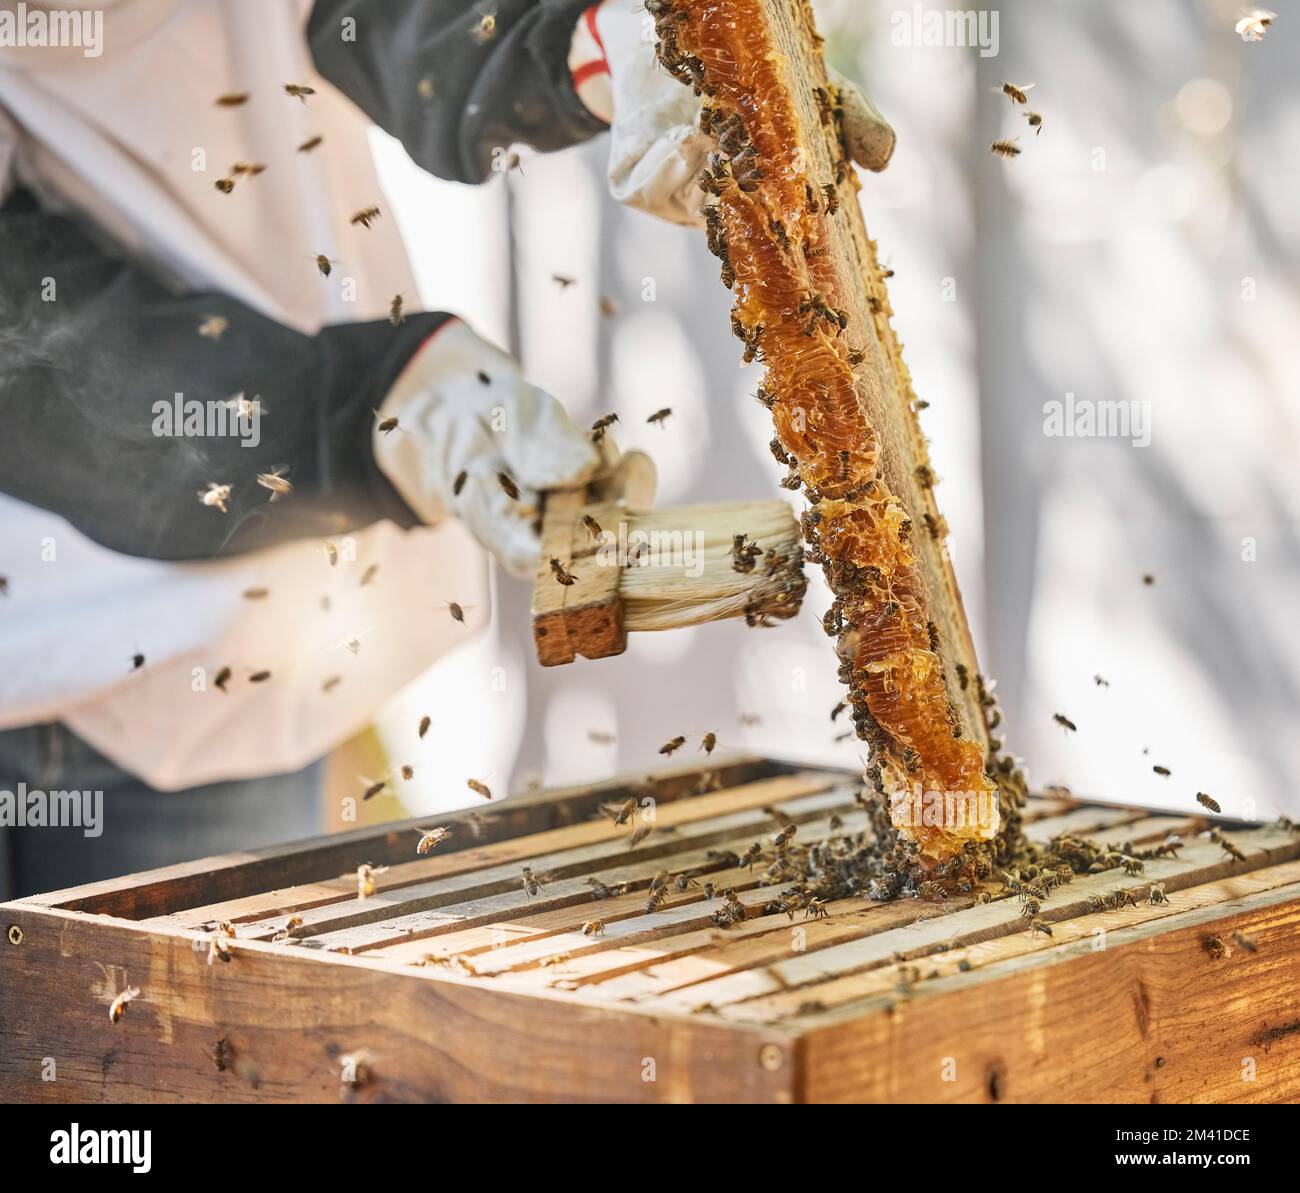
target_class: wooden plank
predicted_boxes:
[634,823,1300,1014]
[797,879,1300,1103]
[0,906,795,1104]
[152,771,843,930]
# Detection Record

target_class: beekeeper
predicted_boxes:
[0,0,893,896]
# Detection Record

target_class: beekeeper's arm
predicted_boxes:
[307,0,896,227]
[0,186,596,576]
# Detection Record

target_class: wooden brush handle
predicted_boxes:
[531,450,657,666]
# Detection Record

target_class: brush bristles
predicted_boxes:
[617,501,807,631]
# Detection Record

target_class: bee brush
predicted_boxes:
[531,450,807,666]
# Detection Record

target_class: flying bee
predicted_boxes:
[231,162,266,177]
[198,482,232,513]
[497,471,520,500]
[472,11,498,42]
[361,776,389,801]
[521,866,546,898]
[358,563,379,587]
[772,823,797,849]
[990,138,1021,159]
[582,919,605,937]
[297,134,323,153]
[314,253,336,277]
[215,92,249,107]
[417,714,432,739]
[214,665,232,693]
[467,778,492,800]
[357,863,388,898]
[256,467,292,500]
[550,558,578,586]
[321,675,342,693]
[389,294,405,326]
[214,177,235,194]
[646,407,673,427]
[628,824,652,849]
[374,410,399,435]
[604,796,637,826]
[994,81,1035,105]
[446,601,472,623]
[1153,765,1171,777]
[399,765,414,781]
[1196,792,1221,814]
[1052,713,1078,733]
[130,652,145,672]
[197,314,228,340]
[242,587,269,600]
[552,273,577,289]
[700,732,717,755]
[1024,110,1043,135]
[415,826,451,855]
[283,83,316,102]
[738,842,762,870]
[1094,673,1110,688]
[658,735,686,756]
[249,670,271,683]
[1232,930,1259,953]
[1235,9,1276,42]
[1143,573,1155,586]
[1210,829,1246,862]
[582,514,603,540]
[821,182,839,214]
[108,986,141,1024]
[350,206,381,229]
[1148,882,1169,905]
[323,541,339,566]
[452,469,468,496]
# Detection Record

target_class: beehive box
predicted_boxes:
[2,755,1298,1103]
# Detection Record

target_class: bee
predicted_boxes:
[283,83,316,102]
[1196,791,1221,814]
[994,81,1035,105]
[658,735,686,756]
[674,873,699,892]
[805,897,829,920]
[108,986,141,1024]
[599,295,619,318]
[1152,765,1171,777]
[772,823,797,848]
[417,714,432,739]
[314,254,335,277]
[1019,896,1041,917]
[467,778,492,800]
[214,177,236,194]
[472,12,498,42]
[582,514,603,540]
[605,796,637,826]
[452,469,468,496]
[550,558,578,586]
[356,863,387,898]
[1024,111,1043,135]
[242,587,270,601]
[129,652,145,672]
[1110,888,1139,910]
[214,92,249,107]
[322,674,342,693]
[1235,9,1276,42]
[1148,882,1169,905]
[198,483,232,513]
[644,889,667,915]
[324,541,339,566]
[361,777,389,801]
[521,866,546,898]
[231,162,266,177]
[582,919,605,937]
[416,826,451,855]
[374,411,399,435]
[1232,930,1259,953]
[700,732,717,755]
[249,670,271,683]
[1142,573,1155,586]
[1121,856,1144,876]
[388,294,405,327]
[1203,934,1227,961]
[350,206,381,229]
[989,138,1021,159]
[197,314,228,340]
[1210,829,1246,862]
[297,134,323,153]
[628,824,652,849]
[821,182,839,214]
[497,471,520,500]
[356,563,379,588]
[1047,712,1078,732]
[214,665,232,693]
[1093,674,1110,688]
[552,273,577,289]
[1027,917,1052,938]
[646,407,673,427]
[477,370,492,386]
[207,923,235,965]
[256,467,293,499]
[738,842,762,870]
[399,764,414,781]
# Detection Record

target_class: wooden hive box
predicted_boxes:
[2,756,1298,1103]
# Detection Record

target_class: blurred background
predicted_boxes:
[346,0,1299,827]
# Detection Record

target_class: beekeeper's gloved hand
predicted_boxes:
[568,0,896,227]
[373,320,600,578]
